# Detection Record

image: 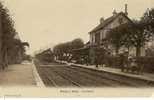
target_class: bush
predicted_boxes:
[106,56,154,73]
[135,57,154,73]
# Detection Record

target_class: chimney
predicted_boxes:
[100,17,104,24]
[113,9,117,16]
[146,8,150,16]
[125,4,128,16]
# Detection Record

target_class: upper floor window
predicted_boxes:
[95,32,100,45]
[118,17,124,24]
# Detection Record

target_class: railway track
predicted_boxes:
[43,68,58,87]
[37,66,81,87]
[50,69,81,87]
[36,67,57,87]
[35,62,154,87]
[66,65,149,87]
[52,65,133,87]
[49,66,111,87]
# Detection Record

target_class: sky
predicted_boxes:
[1,0,153,55]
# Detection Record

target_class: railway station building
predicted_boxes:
[73,4,146,64]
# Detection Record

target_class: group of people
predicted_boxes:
[95,51,112,68]
[94,50,143,74]
[119,51,143,74]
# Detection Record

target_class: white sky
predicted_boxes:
[1,0,153,54]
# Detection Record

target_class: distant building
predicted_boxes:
[35,48,54,62]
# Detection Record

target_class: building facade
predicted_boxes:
[88,4,145,64]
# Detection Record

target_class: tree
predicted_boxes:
[53,38,84,61]
[141,8,154,34]
[130,8,154,56]
[108,20,152,57]
[0,2,29,68]
[0,2,17,68]
[107,25,127,54]
[71,38,84,50]
[141,8,154,22]
[131,21,152,56]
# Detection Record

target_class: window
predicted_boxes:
[118,17,124,24]
[95,32,100,45]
